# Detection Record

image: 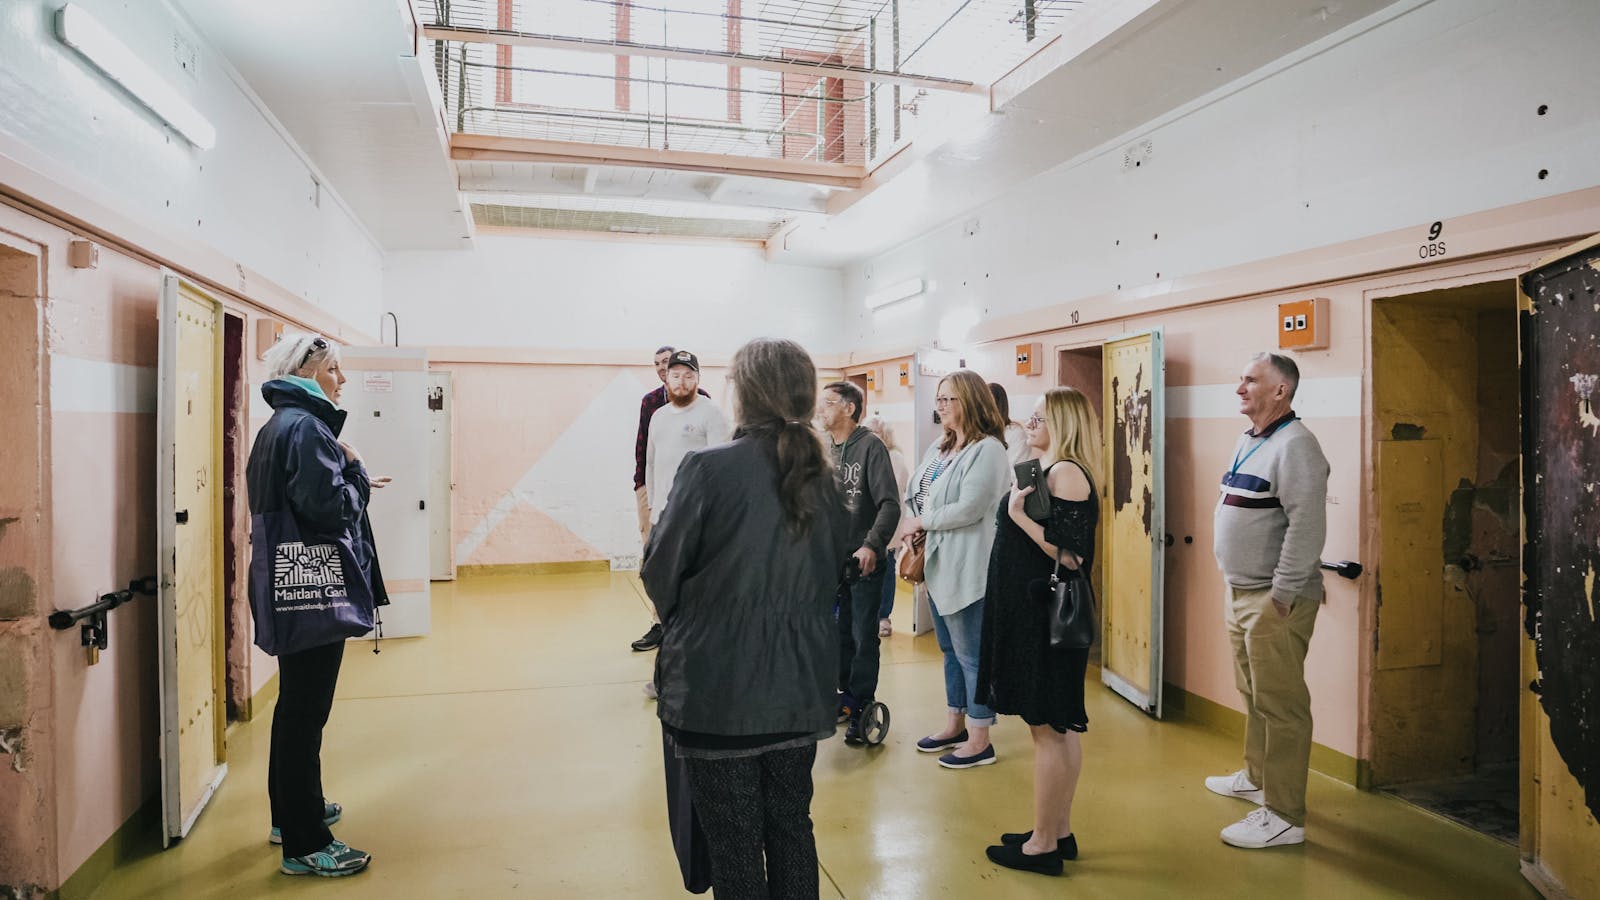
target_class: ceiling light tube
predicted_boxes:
[56,4,217,150]
[865,277,925,311]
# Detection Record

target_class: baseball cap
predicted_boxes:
[668,350,700,372]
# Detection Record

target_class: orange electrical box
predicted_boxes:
[1278,298,1330,351]
[865,369,878,392]
[1015,342,1043,376]
[899,362,911,387]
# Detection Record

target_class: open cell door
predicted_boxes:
[156,274,227,844]
[338,347,432,637]
[1100,330,1166,716]
[1517,235,1600,899]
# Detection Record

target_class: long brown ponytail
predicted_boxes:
[728,338,830,532]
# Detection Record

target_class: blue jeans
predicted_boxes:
[837,570,885,704]
[930,595,995,727]
[877,550,897,620]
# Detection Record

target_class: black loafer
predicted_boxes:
[630,624,663,652]
[986,841,1063,876]
[999,832,1077,859]
[915,730,967,753]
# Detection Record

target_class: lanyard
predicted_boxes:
[1229,417,1296,479]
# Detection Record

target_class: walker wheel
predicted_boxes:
[861,701,891,746]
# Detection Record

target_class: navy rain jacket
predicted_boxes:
[247,378,388,634]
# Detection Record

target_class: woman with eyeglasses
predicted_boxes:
[898,369,1012,769]
[248,333,390,877]
[976,387,1101,876]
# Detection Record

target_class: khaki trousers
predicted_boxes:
[635,485,652,545]
[635,486,659,624]
[1225,584,1319,827]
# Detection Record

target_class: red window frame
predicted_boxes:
[492,0,743,122]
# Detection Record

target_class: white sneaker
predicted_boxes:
[642,681,658,700]
[1220,807,1304,849]
[1204,769,1265,804]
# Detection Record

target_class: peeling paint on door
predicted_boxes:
[1521,244,1600,821]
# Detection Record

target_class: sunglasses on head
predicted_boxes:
[299,337,328,370]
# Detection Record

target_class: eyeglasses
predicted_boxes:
[1026,414,1045,426]
[299,337,328,370]
[820,396,843,406]
[933,396,958,406]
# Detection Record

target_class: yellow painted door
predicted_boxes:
[157,275,227,843]
[1100,331,1165,716]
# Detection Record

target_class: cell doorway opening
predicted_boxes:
[1369,279,1521,845]
[1058,344,1106,669]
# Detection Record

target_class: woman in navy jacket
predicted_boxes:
[247,333,387,878]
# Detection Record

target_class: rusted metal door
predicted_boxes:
[1100,330,1166,716]
[1518,235,1600,898]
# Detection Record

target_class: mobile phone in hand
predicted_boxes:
[1014,459,1051,521]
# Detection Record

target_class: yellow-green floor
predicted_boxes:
[89,572,1536,899]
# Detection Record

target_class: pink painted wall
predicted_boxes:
[0,198,368,891]
[439,360,730,569]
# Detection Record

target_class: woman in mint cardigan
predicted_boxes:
[898,370,1012,769]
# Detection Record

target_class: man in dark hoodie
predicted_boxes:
[817,381,902,744]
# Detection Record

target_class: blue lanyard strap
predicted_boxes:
[1228,416,1297,479]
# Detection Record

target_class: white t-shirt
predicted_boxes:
[1005,422,1031,467]
[646,396,729,523]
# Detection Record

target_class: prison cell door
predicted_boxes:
[156,274,227,844]
[1100,330,1167,716]
[1518,234,1600,898]
[427,371,454,581]
[338,347,432,637]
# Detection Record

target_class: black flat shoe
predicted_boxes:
[999,832,1077,859]
[985,842,1064,876]
[630,624,663,652]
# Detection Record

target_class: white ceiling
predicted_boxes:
[175,0,1400,265]
[173,0,471,250]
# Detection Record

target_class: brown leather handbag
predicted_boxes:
[897,531,927,585]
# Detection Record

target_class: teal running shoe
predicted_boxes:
[268,802,343,845]
[280,840,370,877]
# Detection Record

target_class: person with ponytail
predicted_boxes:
[641,338,853,897]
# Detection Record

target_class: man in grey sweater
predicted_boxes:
[817,381,901,745]
[1207,352,1330,850]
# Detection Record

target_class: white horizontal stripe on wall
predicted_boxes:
[50,357,155,414]
[1168,376,1361,420]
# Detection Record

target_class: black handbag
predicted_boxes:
[1046,548,1097,651]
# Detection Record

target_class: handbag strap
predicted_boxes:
[1044,459,1087,584]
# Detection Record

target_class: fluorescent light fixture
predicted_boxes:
[56,4,216,150]
[865,277,925,310]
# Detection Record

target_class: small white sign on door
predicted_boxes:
[363,371,394,393]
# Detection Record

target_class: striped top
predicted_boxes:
[1213,413,1330,601]
[912,451,953,515]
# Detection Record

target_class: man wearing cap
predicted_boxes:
[646,351,728,530]
[630,345,710,653]
[637,352,727,698]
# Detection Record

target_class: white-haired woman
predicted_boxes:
[247,333,388,877]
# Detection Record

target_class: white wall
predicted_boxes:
[0,0,383,330]
[385,234,846,353]
[842,0,1600,349]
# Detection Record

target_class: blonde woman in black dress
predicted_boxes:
[977,387,1101,877]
